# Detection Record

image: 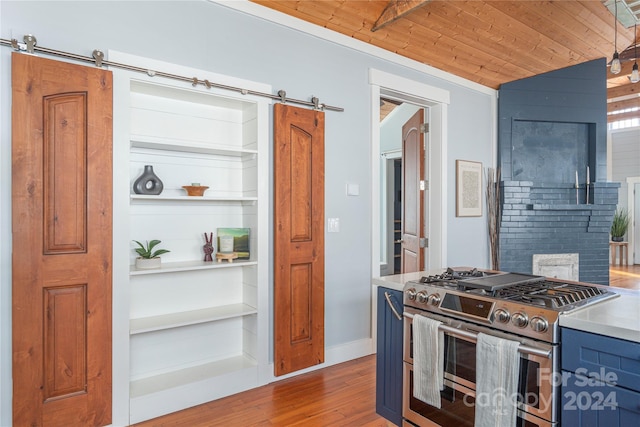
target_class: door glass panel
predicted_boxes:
[519,358,541,409]
[445,336,476,383]
[409,370,474,427]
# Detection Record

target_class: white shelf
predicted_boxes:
[130,303,257,335]
[129,355,257,398]
[130,259,257,275]
[130,134,257,157]
[116,62,270,424]
[130,194,258,203]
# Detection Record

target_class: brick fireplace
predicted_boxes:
[497,59,618,285]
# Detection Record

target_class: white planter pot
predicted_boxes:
[135,257,161,269]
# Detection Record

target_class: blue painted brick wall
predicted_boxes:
[497,60,619,285]
[499,182,619,285]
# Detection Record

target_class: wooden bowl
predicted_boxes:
[182,185,209,196]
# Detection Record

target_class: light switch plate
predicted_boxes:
[328,218,340,232]
[346,183,360,196]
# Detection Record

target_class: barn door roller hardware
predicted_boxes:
[2,34,344,112]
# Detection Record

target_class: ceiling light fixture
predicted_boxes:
[611,0,622,74]
[630,22,639,83]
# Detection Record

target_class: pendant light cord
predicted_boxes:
[614,0,618,52]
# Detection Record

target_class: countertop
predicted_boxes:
[372,269,640,343]
[372,268,447,292]
[559,287,640,343]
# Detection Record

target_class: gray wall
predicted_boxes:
[0,1,495,422]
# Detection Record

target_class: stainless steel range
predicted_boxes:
[402,268,618,427]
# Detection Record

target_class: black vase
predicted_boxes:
[133,165,164,195]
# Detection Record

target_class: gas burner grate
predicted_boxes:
[419,267,486,284]
[495,281,611,309]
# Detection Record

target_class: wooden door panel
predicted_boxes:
[274,103,325,376]
[290,126,313,241]
[290,263,312,342]
[44,285,87,400]
[401,109,425,273]
[12,52,112,427]
[43,93,88,253]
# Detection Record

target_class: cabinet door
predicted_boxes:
[562,328,640,393]
[562,372,640,426]
[376,287,404,426]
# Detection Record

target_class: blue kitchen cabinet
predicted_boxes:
[376,286,404,426]
[561,328,640,426]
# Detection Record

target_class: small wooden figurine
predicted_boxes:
[203,232,214,262]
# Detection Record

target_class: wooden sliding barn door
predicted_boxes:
[12,53,113,426]
[273,103,325,376]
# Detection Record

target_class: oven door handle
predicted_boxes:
[384,291,403,321]
[403,312,551,359]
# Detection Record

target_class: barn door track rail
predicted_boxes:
[1,34,344,112]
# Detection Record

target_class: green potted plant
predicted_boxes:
[610,208,630,242]
[133,239,170,269]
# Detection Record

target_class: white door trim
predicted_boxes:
[370,69,449,278]
[626,176,640,264]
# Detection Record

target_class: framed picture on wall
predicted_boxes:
[456,160,482,217]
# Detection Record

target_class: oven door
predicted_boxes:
[403,363,555,427]
[403,308,558,425]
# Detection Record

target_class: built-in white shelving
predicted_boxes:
[113,55,270,424]
[130,194,258,203]
[130,134,258,157]
[129,355,257,399]
[129,259,258,275]
[130,303,258,334]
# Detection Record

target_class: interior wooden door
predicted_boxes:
[12,52,113,426]
[273,103,325,376]
[401,109,425,273]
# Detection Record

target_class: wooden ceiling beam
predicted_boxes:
[372,0,431,32]
[607,82,640,99]
[608,109,640,122]
[608,96,640,113]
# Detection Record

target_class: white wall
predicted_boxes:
[610,126,640,208]
[0,1,496,424]
[610,126,640,265]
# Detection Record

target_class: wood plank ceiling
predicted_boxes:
[251,0,640,122]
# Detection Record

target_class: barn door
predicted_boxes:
[273,103,325,376]
[401,109,426,273]
[12,53,113,426]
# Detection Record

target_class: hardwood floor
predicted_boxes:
[609,264,640,290]
[132,265,639,427]
[132,355,392,427]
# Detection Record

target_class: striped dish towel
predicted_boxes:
[412,314,444,408]
[474,333,521,427]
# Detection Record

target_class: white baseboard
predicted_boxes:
[125,338,374,424]
[266,337,375,382]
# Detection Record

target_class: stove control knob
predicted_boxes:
[416,291,428,304]
[530,316,549,333]
[406,288,417,300]
[494,308,511,323]
[512,312,529,328]
[427,293,441,306]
